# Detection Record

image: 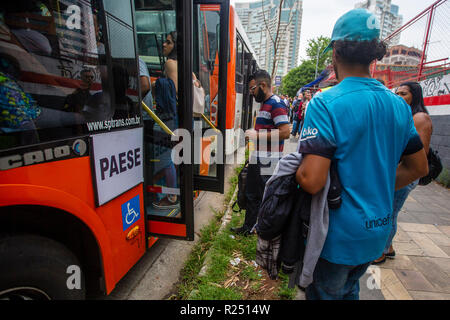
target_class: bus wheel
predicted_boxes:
[0,235,86,300]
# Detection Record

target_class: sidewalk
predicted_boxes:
[285,136,450,300]
[374,183,450,300]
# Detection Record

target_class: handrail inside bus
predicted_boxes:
[200,113,221,134]
[141,102,176,136]
[142,103,220,135]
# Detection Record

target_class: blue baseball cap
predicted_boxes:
[323,9,381,55]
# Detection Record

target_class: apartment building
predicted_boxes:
[355,0,403,44]
[235,0,303,78]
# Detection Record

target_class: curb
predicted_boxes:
[187,184,239,298]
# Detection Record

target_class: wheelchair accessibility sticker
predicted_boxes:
[122,195,141,231]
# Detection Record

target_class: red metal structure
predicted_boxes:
[372,0,450,89]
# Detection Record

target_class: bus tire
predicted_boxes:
[0,234,86,300]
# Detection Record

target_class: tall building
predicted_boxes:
[235,0,303,78]
[355,0,403,44]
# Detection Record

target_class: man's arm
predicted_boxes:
[140,76,150,98]
[246,123,290,142]
[296,154,331,195]
[271,123,290,141]
[396,149,428,190]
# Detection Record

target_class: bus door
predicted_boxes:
[135,0,229,241]
[249,59,259,128]
[241,50,253,132]
[193,1,229,193]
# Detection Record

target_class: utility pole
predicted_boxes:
[315,50,320,78]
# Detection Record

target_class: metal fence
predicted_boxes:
[372,0,450,89]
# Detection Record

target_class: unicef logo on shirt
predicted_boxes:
[300,127,319,142]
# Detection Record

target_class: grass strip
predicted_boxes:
[174,161,296,300]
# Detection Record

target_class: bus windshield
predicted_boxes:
[0,0,141,151]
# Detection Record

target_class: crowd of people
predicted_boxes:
[275,90,315,138]
[231,8,432,300]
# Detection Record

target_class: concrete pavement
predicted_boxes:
[374,183,450,300]
[285,135,450,300]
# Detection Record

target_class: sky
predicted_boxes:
[231,0,438,65]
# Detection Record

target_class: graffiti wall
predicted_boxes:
[421,74,450,99]
[420,74,450,171]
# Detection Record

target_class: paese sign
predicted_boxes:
[91,127,143,206]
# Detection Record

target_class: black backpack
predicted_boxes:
[419,147,443,186]
[232,160,249,212]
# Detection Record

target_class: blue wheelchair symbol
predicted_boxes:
[122,195,140,231]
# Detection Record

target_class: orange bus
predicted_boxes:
[0,0,258,299]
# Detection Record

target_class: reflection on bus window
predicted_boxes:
[196,8,220,124]
[191,5,222,179]
[0,68,40,135]
[204,10,220,63]
[64,68,95,113]
[0,0,140,151]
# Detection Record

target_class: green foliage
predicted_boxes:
[437,167,450,188]
[281,60,316,97]
[277,271,297,300]
[177,209,224,299]
[305,36,333,70]
[177,157,296,300]
[281,36,332,97]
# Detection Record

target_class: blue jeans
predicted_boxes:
[291,119,299,135]
[383,180,419,254]
[298,120,304,134]
[306,258,371,300]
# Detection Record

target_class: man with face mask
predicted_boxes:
[231,70,290,236]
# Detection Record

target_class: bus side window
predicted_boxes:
[0,0,125,149]
[236,37,244,85]
[196,9,220,123]
[105,1,139,120]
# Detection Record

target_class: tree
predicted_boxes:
[305,36,333,78]
[261,0,297,82]
[280,36,333,96]
[281,59,316,97]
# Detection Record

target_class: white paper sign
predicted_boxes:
[91,127,144,206]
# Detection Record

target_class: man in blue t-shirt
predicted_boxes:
[296,9,428,300]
